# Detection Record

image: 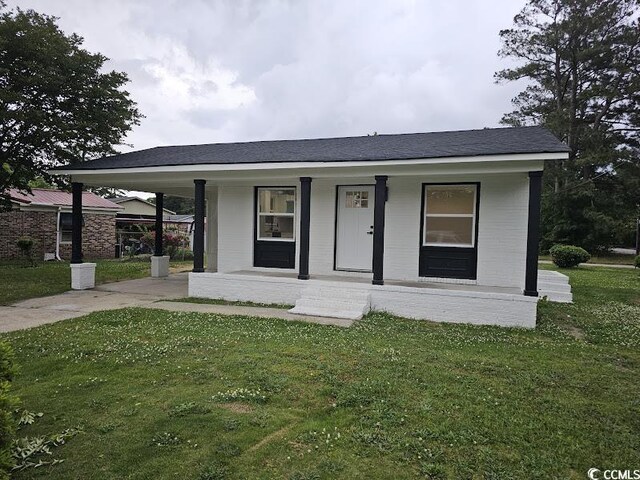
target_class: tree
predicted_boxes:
[496,0,640,252]
[164,196,194,215]
[0,3,142,210]
[152,195,195,215]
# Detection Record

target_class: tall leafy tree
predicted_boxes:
[496,0,640,252]
[0,3,142,210]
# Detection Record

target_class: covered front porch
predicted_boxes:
[60,163,550,328]
[60,161,549,328]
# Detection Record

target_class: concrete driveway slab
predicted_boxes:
[1,273,190,333]
[0,307,84,332]
[95,273,188,298]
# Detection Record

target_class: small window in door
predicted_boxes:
[345,191,369,208]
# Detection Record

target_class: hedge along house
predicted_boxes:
[52,126,571,327]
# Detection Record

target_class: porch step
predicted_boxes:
[538,270,570,285]
[289,284,371,320]
[537,270,573,303]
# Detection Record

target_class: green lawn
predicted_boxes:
[0,259,192,305]
[2,267,639,479]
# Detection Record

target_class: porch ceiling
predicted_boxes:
[56,156,551,196]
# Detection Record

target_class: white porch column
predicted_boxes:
[206,187,218,272]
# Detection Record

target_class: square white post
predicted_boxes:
[71,262,96,290]
[151,255,170,278]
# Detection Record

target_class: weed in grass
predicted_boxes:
[96,422,119,434]
[168,401,211,417]
[289,470,320,480]
[198,462,230,480]
[150,432,183,447]
[317,459,346,474]
[352,427,395,453]
[15,410,43,426]
[248,412,272,428]
[419,462,447,479]
[215,442,241,457]
[12,427,82,472]
[295,427,343,453]
[222,418,241,431]
[77,377,107,388]
[122,407,138,417]
[211,388,267,404]
[88,399,107,411]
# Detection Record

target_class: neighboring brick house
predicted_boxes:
[0,188,121,260]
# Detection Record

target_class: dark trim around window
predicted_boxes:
[253,186,297,269]
[418,182,480,280]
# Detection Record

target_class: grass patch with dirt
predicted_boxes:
[173,297,293,310]
[1,266,639,479]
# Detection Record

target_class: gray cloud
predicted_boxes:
[11,0,527,151]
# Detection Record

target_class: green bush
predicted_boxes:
[171,248,194,261]
[635,255,640,269]
[549,244,591,268]
[0,342,17,478]
[15,237,35,266]
[140,231,189,258]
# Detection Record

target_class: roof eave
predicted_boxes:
[50,151,570,176]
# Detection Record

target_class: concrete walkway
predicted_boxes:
[151,301,353,327]
[0,273,352,332]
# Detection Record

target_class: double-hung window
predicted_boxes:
[256,188,296,241]
[59,212,74,244]
[423,184,477,248]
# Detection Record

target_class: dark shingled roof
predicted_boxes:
[58,126,569,171]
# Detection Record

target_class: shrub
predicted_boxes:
[171,248,193,261]
[635,255,640,269]
[15,237,35,266]
[119,254,153,263]
[140,231,189,258]
[549,244,591,268]
[0,342,17,477]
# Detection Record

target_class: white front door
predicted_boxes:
[335,185,375,271]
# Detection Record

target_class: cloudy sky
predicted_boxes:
[11,0,528,152]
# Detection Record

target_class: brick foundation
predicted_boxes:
[0,209,116,261]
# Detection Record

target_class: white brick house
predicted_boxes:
[53,126,570,327]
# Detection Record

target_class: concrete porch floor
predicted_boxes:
[229,270,523,295]
[0,273,353,333]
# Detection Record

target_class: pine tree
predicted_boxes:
[496,0,640,252]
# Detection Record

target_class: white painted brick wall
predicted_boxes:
[215,173,530,290]
[217,185,255,272]
[189,273,537,328]
[189,272,303,305]
[476,176,528,289]
[370,288,537,328]
[206,188,219,271]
